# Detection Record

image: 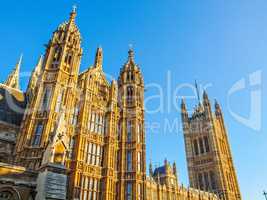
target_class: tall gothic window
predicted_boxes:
[127,86,134,102]
[204,172,210,190]
[104,116,108,135]
[64,52,73,65]
[126,151,132,171]
[80,177,99,200]
[126,71,134,81]
[32,123,44,146]
[210,171,217,191]
[90,112,96,132]
[42,87,52,111]
[199,138,205,154]
[204,136,210,153]
[194,139,199,156]
[84,142,103,166]
[88,111,105,135]
[198,173,204,190]
[91,144,96,165]
[72,106,79,126]
[126,182,132,200]
[127,120,132,142]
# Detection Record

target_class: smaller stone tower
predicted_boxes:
[181,90,242,200]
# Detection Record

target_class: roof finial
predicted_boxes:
[69,5,77,23]
[72,5,77,13]
[128,44,134,61]
[195,80,201,105]
[94,46,103,69]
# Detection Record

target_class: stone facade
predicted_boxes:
[0,7,241,200]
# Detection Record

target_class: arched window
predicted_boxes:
[127,86,134,102]
[55,88,64,112]
[127,120,132,142]
[32,122,44,146]
[204,172,210,190]
[204,136,210,153]
[198,173,204,190]
[64,52,73,65]
[72,106,79,126]
[52,47,62,68]
[126,151,132,171]
[194,139,199,156]
[210,171,217,190]
[126,72,130,81]
[41,87,52,111]
[199,138,205,154]
[126,182,132,200]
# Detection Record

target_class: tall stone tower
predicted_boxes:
[15,7,82,169]
[117,49,146,200]
[181,91,242,200]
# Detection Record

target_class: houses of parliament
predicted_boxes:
[0,8,242,200]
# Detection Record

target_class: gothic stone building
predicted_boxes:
[0,8,240,200]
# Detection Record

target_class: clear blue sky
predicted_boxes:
[0,0,266,199]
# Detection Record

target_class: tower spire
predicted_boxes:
[203,90,209,102]
[94,46,103,69]
[5,54,22,90]
[69,5,77,24]
[195,80,201,105]
[128,45,134,63]
[215,99,222,116]
[34,55,43,74]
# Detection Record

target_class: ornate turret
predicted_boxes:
[26,55,43,102]
[117,48,146,199]
[203,90,209,103]
[5,55,22,90]
[15,7,82,169]
[202,90,212,119]
[69,5,77,24]
[94,47,103,69]
[215,99,222,116]
[128,47,134,64]
[181,98,188,119]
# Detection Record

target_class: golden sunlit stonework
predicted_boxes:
[0,8,241,200]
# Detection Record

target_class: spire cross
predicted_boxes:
[263,191,267,200]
